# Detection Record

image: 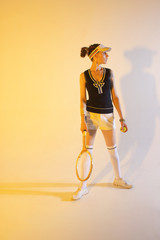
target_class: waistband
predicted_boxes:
[86,105,113,114]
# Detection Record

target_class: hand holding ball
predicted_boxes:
[119,119,127,133]
[120,126,127,133]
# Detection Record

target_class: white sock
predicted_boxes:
[107,145,122,179]
[80,146,93,190]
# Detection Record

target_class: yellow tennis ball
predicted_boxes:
[120,127,127,132]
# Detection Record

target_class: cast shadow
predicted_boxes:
[118,47,160,179]
[89,162,113,187]
[0,182,78,201]
[89,182,133,189]
[0,180,128,201]
[88,47,159,185]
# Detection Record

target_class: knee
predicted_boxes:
[107,145,117,151]
[86,145,93,149]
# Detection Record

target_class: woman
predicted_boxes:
[73,44,132,200]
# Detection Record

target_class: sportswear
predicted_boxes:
[86,111,115,130]
[113,178,133,189]
[84,68,113,114]
[72,187,89,200]
[88,44,111,59]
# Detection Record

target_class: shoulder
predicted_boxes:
[104,68,113,81]
[80,69,89,81]
[104,67,112,74]
[104,67,111,71]
[104,68,114,88]
[80,69,89,76]
[104,68,114,78]
[80,71,86,84]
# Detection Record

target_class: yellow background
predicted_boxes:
[1,0,159,182]
[0,1,160,239]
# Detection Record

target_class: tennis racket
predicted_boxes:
[76,131,93,181]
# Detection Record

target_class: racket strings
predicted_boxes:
[80,147,93,181]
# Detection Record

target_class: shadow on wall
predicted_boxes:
[119,47,160,179]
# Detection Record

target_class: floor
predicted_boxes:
[0,162,160,240]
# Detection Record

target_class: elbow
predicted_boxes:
[80,97,86,104]
[112,96,119,104]
[113,96,119,101]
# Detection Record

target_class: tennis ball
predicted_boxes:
[120,126,127,132]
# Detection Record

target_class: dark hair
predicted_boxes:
[80,44,100,60]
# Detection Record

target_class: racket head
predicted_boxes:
[76,149,93,182]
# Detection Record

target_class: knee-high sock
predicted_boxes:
[80,146,93,189]
[107,145,122,179]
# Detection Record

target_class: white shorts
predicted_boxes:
[86,111,116,130]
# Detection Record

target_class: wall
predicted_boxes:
[0,0,160,183]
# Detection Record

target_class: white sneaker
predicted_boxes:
[72,187,89,200]
[113,178,133,189]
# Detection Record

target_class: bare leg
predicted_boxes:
[85,129,97,146]
[80,129,97,189]
[101,129,116,147]
[101,129,122,179]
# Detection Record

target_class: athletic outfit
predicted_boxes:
[84,68,116,130]
[85,68,113,114]
[72,67,132,200]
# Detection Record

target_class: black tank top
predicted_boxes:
[84,68,113,114]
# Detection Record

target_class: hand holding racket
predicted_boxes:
[76,131,93,182]
[80,118,88,132]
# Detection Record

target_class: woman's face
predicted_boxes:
[94,51,109,64]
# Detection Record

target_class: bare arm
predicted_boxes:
[80,73,88,132]
[80,73,86,115]
[110,70,128,132]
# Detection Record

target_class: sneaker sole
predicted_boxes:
[72,190,89,200]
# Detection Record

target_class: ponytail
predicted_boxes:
[80,47,88,58]
[80,44,100,60]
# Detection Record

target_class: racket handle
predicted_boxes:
[82,130,86,150]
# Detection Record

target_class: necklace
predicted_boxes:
[88,68,106,94]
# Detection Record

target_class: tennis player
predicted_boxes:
[73,44,132,200]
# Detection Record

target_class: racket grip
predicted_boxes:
[82,131,86,149]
